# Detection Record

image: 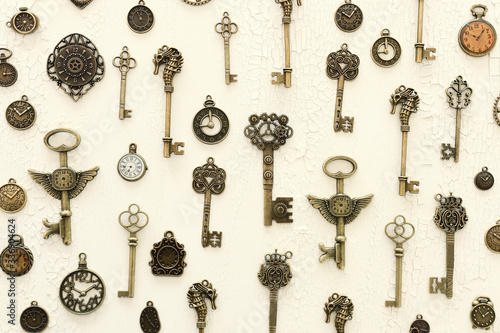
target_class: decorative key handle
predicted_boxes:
[118,204,148,298]
[29,129,99,245]
[385,216,415,308]
[324,293,354,333]
[429,193,468,299]
[327,44,359,133]
[258,250,293,333]
[244,113,293,226]
[410,315,430,333]
[390,85,420,196]
[140,301,161,333]
[153,45,185,158]
[215,12,238,85]
[415,0,436,62]
[188,280,217,333]
[113,46,137,120]
[441,76,473,163]
[307,156,373,269]
[271,0,302,88]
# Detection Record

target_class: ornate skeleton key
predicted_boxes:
[215,12,238,85]
[307,156,373,270]
[441,76,473,162]
[390,85,420,196]
[324,293,354,333]
[429,193,468,299]
[327,44,359,133]
[258,250,293,333]
[193,157,225,248]
[29,129,99,245]
[385,216,415,308]
[271,0,302,88]
[113,46,137,120]
[118,204,148,298]
[415,0,436,63]
[187,280,218,333]
[153,45,185,158]
[244,113,293,226]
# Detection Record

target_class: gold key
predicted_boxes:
[153,45,185,158]
[215,12,238,85]
[113,46,137,120]
[118,204,148,298]
[385,215,415,308]
[415,0,436,62]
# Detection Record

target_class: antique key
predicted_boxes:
[308,156,373,269]
[271,0,302,88]
[429,193,468,299]
[441,76,473,162]
[385,216,415,308]
[327,44,360,133]
[390,85,420,196]
[153,45,185,158]
[215,12,238,85]
[244,113,293,226]
[113,46,137,120]
[258,250,293,333]
[193,157,226,248]
[415,0,436,63]
[29,129,99,245]
[118,204,149,298]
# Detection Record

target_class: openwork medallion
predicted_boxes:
[149,231,187,276]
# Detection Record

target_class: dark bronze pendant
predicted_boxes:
[6,95,36,130]
[0,234,34,277]
[70,0,94,9]
[149,231,187,276]
[193,96,230,145]
[20,301,49,332]
[410,314,430,333]
[475,167,494,190]
[0,48,18,87]
[140,301,161,333]
[128,1,155,34]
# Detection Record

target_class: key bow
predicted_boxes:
[385,215,415,246]
[113,46,137,74]
[215,12,238,37]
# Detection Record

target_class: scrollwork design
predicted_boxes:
[244,113,293,151]
[433,193,468,233]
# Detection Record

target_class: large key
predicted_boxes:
[271,0,302,88]
[430,193,468,299]
[118,204,148,298]
[153,45,185,158]
[385,215,415,308]
[113,46,137,120]
[441,76,473,163]
[244,113,294,226]
[389,85,420,196]
[193,157,226,248]
[215,12,238,85]
[258,250,293,333]
[327,44,359,133]
[415,0,436,63]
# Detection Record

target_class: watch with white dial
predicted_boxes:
[117,143,148,182]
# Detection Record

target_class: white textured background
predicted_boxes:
[1,0,500,332]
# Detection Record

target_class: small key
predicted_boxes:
[258,250,293,333]
[113,46,137,120]
[429,193,468,299]
[215,12,238,85]
[118,204,149,298]
[193,157,226,248]
[441,76,473,163]
[385,215,415,308]
[327,44,359,133]
[415,0,436,63]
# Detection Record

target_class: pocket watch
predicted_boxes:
[149,231,187,276]
[59,253,105,314]
[6,95,37,130]
[410,314,430,333]
[0,178,27,213]
[20,301,49,333]
[335,0,363,33]
[475,166,494,190]
[128,1,155,34]
[0,234,34,277]
[471,296,495,329]
[0,48,18,87]
[70,0,94,9]
[6,7,39,35]
[485,220,500,254]
[371,29,402,68]
[117,144,148,181]
[181,0,212,5]
[459,5,497,57]
[193,95,230,145]
[140,301,161,333]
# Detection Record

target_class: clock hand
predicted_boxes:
[477,29,485,41]
[481,175,490,181]
[72,287,84,296]
[3,189,19,199]
[344,7,357,19]
[493,232,500,240]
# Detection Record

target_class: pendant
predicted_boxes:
[140,301,161,333]
[475,166,494,190]
[149,231,187,276]
[0,234,34,277]
[70,0,94,9]
[0,178,27,213]
[20,301,49,332]
[192,96,230,145]
[410,315,430,333]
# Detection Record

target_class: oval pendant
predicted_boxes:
[140,301,161,333]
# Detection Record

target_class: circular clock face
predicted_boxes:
[485,225,500,253]
[193,107,230,145]
[54,45,97,87]
[157,247,179,269]
[128,4,155,34]
[59,269,105,314]
[6,98,36,130]
[20,304,49,332]
[0,247,33,277]
[460,20,497,56]
[330,195,352,217]
[51,168,77,191]
[0,181,27,213]
[0,63,18,87]
[371,35,402,68]
[471,304,496,328]
[335,3,363,32]
[13,12,37,34]
[118,154,147,181]
[475,169,494,190]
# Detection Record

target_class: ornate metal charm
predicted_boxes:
[0,48,18,87]
[20,301,49,333]
[244,113,293,226]
[181,0,212,5]
[60,253,105,314]
[390,85,420,196]
[371,29,401,68]
[324,293,354,333]
[70,0,94,9]
[47,34,105,102]
[307,156,373,269]
[188,280,217,333]
[215,12,238,84]
[335,0,363,32]
[471,296,496,329]
[410,315,430,333]
[485,220,500,254]
[258,250,293,333]
[128,1,154,33]
[193,96,230,145]
[149,231,187,276]
[459,5,497,57]
[0,178,27,213]
[6,95,36,130]
[475,167,494,190]
[118,144,148,182]
[113,46,136,120]
[0,234,33,277]
[415,0,436,62]
[140,301,161,333]
[29,129,99,245]
[493,95,500,126]
[6,7,39,35]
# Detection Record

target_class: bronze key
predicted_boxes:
[113,46,137,120]
[215,12,238,85]
[415,0,436,62]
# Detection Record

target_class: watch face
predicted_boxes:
[51,168,77,191]
[0,182,27,213]
[471,304,495,328]
[14,12,37,34]
[193,107,230,145]
[330,195,352,217]
[59,269,105,314]
[0,246,33,277]
[0,63,18,87]
[157,246,179,269]
[371,35,402,68]
[149,231,187,276]
[55,45,97,87]
[118,154,147,181]
[128,5,155,33]
[475,170,494,190]
[335,3,363,32]
[6,98,36,130]
[460,20,497,56]
[485,224,500,253]
[20,304,49,332]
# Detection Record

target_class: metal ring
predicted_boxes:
[0,48,13,60]
[322,156,357,179]
[381,29,390,36]
[285,251,293,259]
[31,301,38,306]
[44,129,81,152]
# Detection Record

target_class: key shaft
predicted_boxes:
[446,231,455,298]
[118,234,137,297]
[415,0,436,62]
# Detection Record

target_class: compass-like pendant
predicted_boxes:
[193,95,230,145]
[20,301,49,332]
[371,29,402,68]
[128,1,155,34]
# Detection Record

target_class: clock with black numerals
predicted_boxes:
[335,0,363,33]
[117,144,148,181]
[20,301,49,332]
[459,5,497,57]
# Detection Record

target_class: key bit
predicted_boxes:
[415,0,436,63]
[215,12,238,85]
[113,46,137,120]
[324,293,354,333]
[188,280,217,333]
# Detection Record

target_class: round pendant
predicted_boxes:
[493,95,500,126]
[475,166,494,190]
[335,0,363,33]
[149,231,187,276]
[371,29,401,68]
[485,221,500,253]
[0,178,27,213]
[471,297,496,329]
[20,301,49,332]
[459,5,497,57]
[0,234,34,277]
[6,95,36,130]
[410,314,430,333]
[7,7,39,35]
[117,143,148,181]
[128,1,155,34]
[181,0,212,5]
[193,95,230,145]
[140,301,161,333]
[0,49,18,88]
